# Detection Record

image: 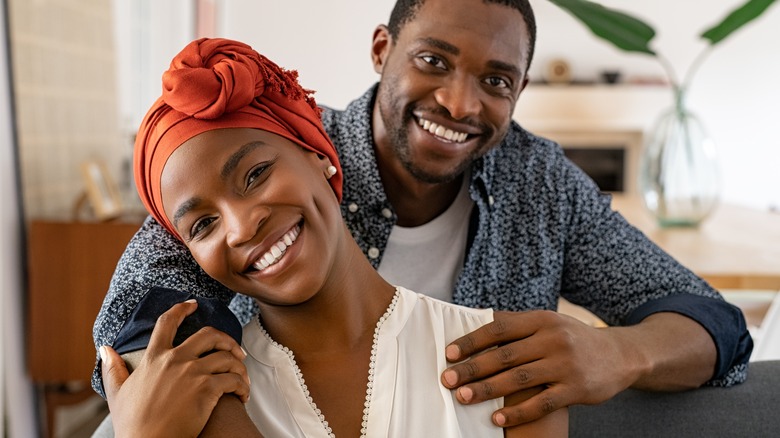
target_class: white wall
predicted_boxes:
[529,0,780,210]
[129,0,780,210]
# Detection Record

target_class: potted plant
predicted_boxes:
[549,0,778,226]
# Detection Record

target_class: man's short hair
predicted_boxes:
[387,0,537,71]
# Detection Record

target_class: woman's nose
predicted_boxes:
[225,203,269,248]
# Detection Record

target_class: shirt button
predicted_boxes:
[381,208,392,219]
[488,195,495,206]
[348,203,359,213]
[367,247,380,259]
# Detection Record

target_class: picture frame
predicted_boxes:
[80,160,123,220]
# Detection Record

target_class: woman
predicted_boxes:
[101,37,567,437]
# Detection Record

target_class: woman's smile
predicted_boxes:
[248,223,301,272]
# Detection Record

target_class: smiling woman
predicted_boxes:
[99,37,568,437]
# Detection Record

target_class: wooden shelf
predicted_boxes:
[26,219,142,437]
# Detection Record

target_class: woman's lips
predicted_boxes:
[250,224,300,272]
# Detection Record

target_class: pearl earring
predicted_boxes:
[326,165,337,178]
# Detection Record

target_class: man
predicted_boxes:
[94,0,751,428]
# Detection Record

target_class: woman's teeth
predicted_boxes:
[418,118,468,143]
[253,225,300,271]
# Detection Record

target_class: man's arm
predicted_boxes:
[441,146,751,426]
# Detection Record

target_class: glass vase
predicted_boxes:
[638,89,720,227]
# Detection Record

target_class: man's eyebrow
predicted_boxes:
[486,60,522,78]
[221,140,266,180]
[173,197,202,230]
[418,37,459,56]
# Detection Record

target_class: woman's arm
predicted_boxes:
[200,395,263,437]
[101,300,251,437]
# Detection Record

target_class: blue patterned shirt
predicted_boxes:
[92,85,751,397]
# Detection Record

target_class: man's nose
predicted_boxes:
[433,76,482,120]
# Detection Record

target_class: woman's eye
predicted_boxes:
[247,164,269,188]
[190,217,215,240]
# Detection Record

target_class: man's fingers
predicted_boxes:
[449,361,555,405]
[446,311,543,362]
[492,385,567,427]
[442,338,544,389]
[100,345,129,402]
[147,299,199,353]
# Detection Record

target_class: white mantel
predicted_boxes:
[513,83,673,134]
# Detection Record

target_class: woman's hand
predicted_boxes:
[101,299,250,437]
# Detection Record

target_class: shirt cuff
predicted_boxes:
[625,294,754,381]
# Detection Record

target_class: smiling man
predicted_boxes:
[93,0,752,429]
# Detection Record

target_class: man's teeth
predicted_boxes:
[418,118,468,143]
[253,225,300,271]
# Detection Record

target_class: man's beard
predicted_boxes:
[378,95,489,185]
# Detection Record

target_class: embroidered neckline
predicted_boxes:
[255,287,401,438]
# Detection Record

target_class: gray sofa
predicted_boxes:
[93,360,780,437]
[569,359,780,437]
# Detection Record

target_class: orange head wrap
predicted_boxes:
[134,38,342,238]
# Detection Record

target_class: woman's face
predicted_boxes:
[160,127,343,305]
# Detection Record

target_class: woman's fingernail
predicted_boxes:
[99,346,108,363]
[241,346,248,358]
[184,298,197,304]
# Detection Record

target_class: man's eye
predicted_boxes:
[421,55,446,69]
[485,76,510,89]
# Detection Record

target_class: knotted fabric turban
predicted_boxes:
[134,38,342,238]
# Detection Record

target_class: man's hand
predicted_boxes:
[441,310,716,428]
[101,299,251,437]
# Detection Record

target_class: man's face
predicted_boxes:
[371,0,530,184]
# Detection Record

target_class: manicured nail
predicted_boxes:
[446,344,460,360]
[241,346,248,358]
[99,346,108,363]
[443,369,458,386]
[494,412,507,426]
[184,298,197,304]
[458,386,473,403]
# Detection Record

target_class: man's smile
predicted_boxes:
[417,116,470,143]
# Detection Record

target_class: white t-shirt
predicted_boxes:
[378,176,474,302]
[242,287,502,438]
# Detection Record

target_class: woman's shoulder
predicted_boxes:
[395,286,494,337]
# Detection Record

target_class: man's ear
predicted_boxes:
[371,25,392,74]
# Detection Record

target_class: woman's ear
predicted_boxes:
[315,154,337,179]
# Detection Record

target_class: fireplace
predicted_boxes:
[513,84,669,195]
[538,128,643,194]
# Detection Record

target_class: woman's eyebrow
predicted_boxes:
[220,140,266,180]
[173,197,202,229]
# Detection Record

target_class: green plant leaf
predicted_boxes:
[700,0,778,45]
[549,0,657,55]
